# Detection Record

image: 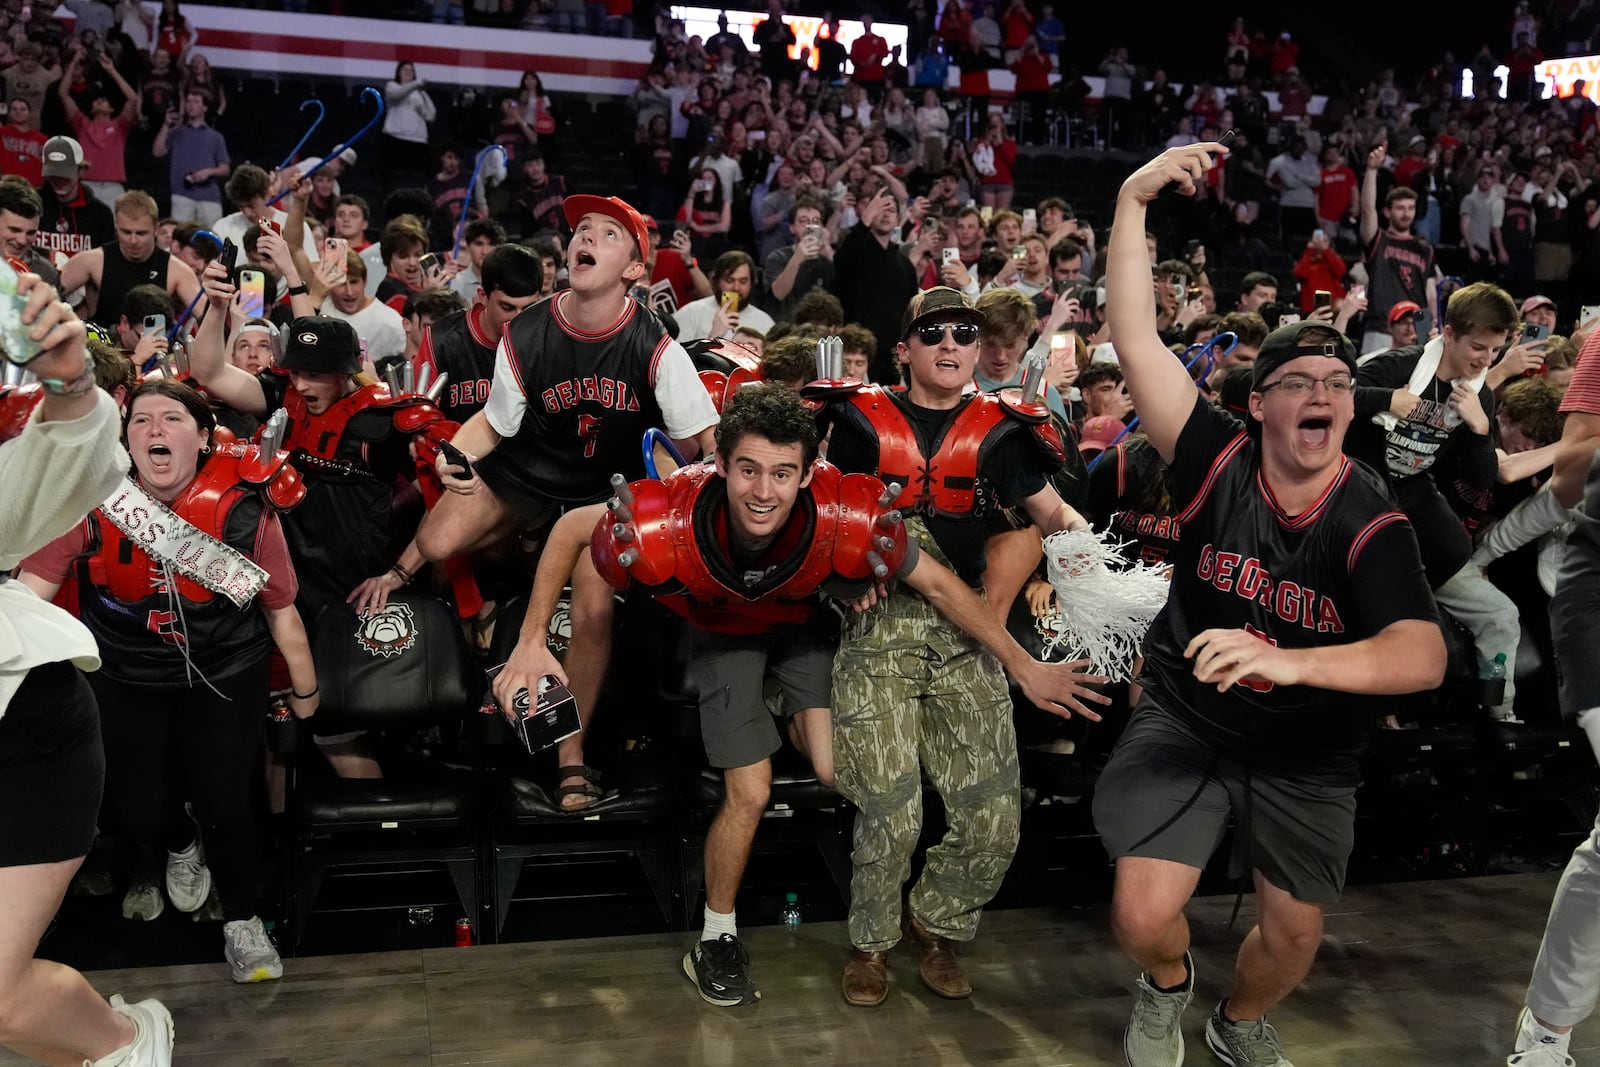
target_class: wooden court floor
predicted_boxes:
[4,873,1591,1066]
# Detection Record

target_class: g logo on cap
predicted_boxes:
[297,331,318,345]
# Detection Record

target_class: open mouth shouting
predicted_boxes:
[1296,415,1333,451]
[145,442,174,472]
[573,248,597,271]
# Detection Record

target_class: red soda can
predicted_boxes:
[455,918,474,946]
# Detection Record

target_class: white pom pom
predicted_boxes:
[1040,527,1170,681]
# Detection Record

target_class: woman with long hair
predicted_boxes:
[382,60,437,190]
[680,165,731,261]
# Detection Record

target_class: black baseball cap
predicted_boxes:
[901,286,985,340]
[1250,320,1357,390]
[278,316,362,375]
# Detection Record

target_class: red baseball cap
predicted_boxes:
[1388,300,1422,325]
[1078,415,1125,453]
[1521,294,1556,316]
[563,195,651,263]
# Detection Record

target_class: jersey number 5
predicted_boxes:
[577,414,602,459]
[1239,624,1277,694]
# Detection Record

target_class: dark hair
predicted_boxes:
[403,286,467,320]
[758,334,817,386]
[1037,196,1071,216]
[524,236,561,264]
[1183,314,1224,346]
[792,290,844,327]
[1386,185,1418,206]
[121,283,174,326]
[788,194,826,223]
[224,163,271,206]
[1219,311,1269,348]
[334,193,370,221]
[1239,270,1278,295]
[0,176,41,220]
[382,188,436,228]
[463,217,506,247]
[1049,236,1083,265]
[379,217,429,266]
[838,323,877,358]
[86,337,135,395]
[1499,377,1564,446]
[710,249,755,285]
[480,244,543,298]
[715,382,821,468]
[394,59,416,81]
[125,378,217,451]
[173,221,215,257]
[1078,363,1124,390]
[1443,281,1518,338]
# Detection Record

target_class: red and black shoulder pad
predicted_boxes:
[389,396,452,435]
[994,387,1051,425]
[0,383,43,443]
[799,378,874,405]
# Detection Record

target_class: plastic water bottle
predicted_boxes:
[779,892,802,927]
[1481,652,1508,709]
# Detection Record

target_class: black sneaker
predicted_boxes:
[682,933,761,1006]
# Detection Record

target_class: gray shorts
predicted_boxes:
[1092,698,1358,905]
[1552,585,1600,717]
[688,617,835,769]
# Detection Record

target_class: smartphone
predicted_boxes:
[439,440,473,479]
[1187,286,1203,302]
[1312,228,1326,242]
[1278,312,1302,326]
[1011,244,1028,261]
[216,238,236,269]
[748,129,766,141]
[1522,321,1552,343]
[1022,207,1037,231]
[262,218,282,237]
[1314,289,1332,309]
[804,223,823,243]
[1050,333,1069,353]
[321,237,349,286]
[142,313,167,338]
[419,252,441,279]
[0,258,41,364]
[1170,280,1185,300]
[1348,284,1366,302]
[1582,305,1600,326]
[720,290,739,313]
[238,269,266,318]
[943,247,960,265]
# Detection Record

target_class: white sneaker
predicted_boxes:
[121,876,164,922]
[84,995,174,1067]
[164,842,211,914]
[1508,1006,1576,1066]
[223,917,283,984]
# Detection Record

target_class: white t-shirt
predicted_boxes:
[211,209,317,271]
[672,294,775,342]
[319,296,407,363]
[483,305,718,442]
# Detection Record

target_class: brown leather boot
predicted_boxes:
[841,949,889,1007]
[903,915,972,999]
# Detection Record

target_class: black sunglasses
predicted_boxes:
[913,321,980,346]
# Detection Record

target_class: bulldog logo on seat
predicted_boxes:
[355,602,418,658]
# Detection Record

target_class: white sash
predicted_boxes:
[100,478,269,609]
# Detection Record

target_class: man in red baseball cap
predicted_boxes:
[1384,299,1423,350]
[417,192,720,810]
[1521,294,1558,332]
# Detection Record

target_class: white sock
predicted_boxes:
[701,907,737,943]
[1521,1008,1572,1052]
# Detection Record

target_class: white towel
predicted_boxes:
[1369,334,1488,431]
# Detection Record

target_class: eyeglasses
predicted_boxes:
[1259,373,1355,396]
[914,321,980,346]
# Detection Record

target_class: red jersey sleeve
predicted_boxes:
[252,511,300,610]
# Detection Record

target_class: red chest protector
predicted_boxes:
[277,377,457,491]
[0,383,43,444]
[84,441,305,605]
[591,460,910,635]
[836,385,1065,518]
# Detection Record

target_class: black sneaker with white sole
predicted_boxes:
[683,933,761,1006]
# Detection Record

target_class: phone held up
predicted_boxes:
[238,269,267,319]
[321,237,349,286]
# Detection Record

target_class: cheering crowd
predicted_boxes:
[5,1,1600,1065]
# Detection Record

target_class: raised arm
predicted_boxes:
[187,262,268,415]
[1359,145,1384,247]
[1106,143,1228,462]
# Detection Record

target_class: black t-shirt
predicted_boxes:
[1083,437,1179,567]
[821,391,1049,584]
[1141,395,1437,779]
[1364,229,1436,322]
[1503,197,1535,256]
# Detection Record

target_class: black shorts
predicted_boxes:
[475,452,597,531]
[1092,698,1358,905]
[688,617,835,769]
[1552,584,1600,718]
[0,661,104,866]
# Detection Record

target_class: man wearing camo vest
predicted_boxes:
[808,287,1105,1007]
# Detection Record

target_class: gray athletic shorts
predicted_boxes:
[688,616,835,769]
[1092,698,1358,905]
[1552,585,1600,717]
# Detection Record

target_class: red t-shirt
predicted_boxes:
[982,138,1019,187]
[1002,11,1034,48]
[0,124,45,187]
[1316,164,1357,222]
[851,32,888,82]
[1011,54,1053,94]
[1561,331,1600,416]
[650,247,694,310]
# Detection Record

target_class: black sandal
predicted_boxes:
[555,764,604,811]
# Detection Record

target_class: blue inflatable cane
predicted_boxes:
[452,144,507,260]
[1085,331,1239,472]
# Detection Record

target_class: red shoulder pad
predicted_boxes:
[1029,419,1067,467]
[827,466,910,581]
[0,384,42,443]
[390,398,450,435]
[698,369,730,412]
[995,387,1051,424]
[800,379,873,405]
[265,462,307,509]
[592,475,681,591]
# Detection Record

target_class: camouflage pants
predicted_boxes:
[832,582,1021,952]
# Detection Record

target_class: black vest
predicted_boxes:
[98,244,170,326]
[427,307,497,424]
